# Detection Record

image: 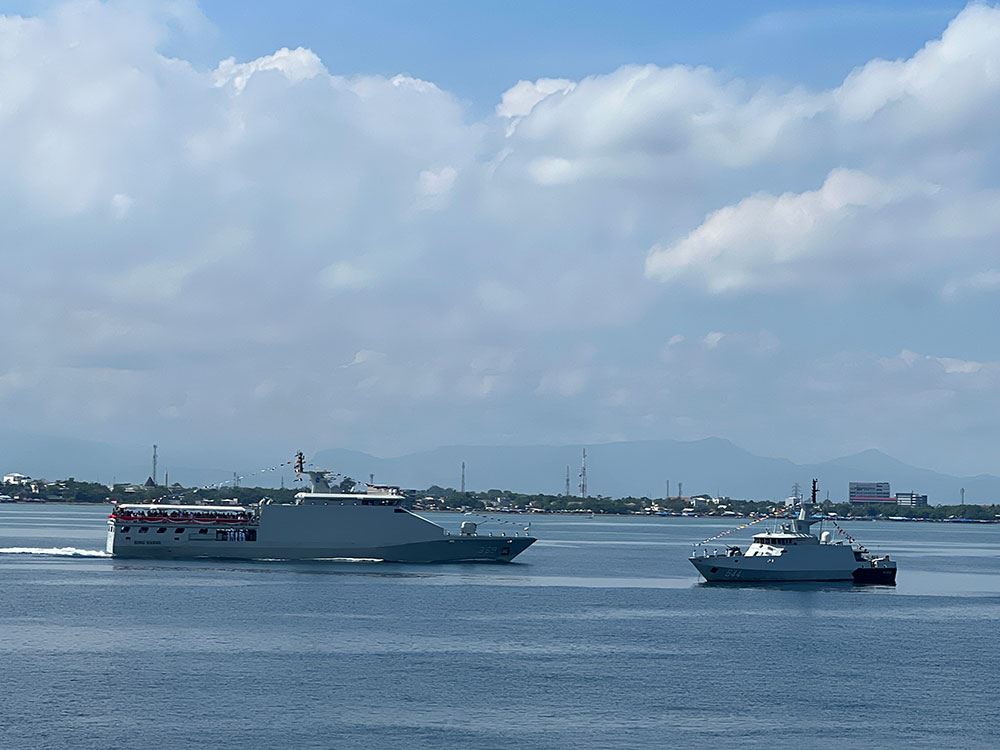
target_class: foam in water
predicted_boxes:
[0,546,111,558]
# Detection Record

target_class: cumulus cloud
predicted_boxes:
[496,78,575,118]
[645,169,942,292]
[213,47,326,93]
[2,1,1000,475]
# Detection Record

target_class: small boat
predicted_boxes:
[689,480,896,584]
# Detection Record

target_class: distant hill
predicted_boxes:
[0,431,250,489]
[314,438,1000,504]
[3,430,997,503]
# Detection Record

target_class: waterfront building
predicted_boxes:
[895,492,929,506]
[849,481,894,505]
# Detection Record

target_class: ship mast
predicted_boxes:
[792,478,820,534]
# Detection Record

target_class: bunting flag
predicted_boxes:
[464,511,532,532]
[827,517,869,553]
[694,513,779,546]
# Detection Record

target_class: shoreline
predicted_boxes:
[4,500,997,524]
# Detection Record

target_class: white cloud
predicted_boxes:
[703,332,725,349]
[417,166,457,197]
[496,77,574,118]
[343,350,386,367]
[3,1,1000,475]
[536,369,589,397]
[213,47,326,93]
[943,269,1000,299]
[645,169,941,292]
[110,192,134,220]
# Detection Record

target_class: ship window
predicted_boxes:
[122,526,131,532]
[199,529,208,534]
[156,527,167,533]
[139,527,149,533]
[174,528,185,534]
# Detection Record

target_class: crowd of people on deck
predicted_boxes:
[113,506,250,523]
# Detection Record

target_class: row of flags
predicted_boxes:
[827,517,870,553]
[464,512,531,532]
[694,513,779,546]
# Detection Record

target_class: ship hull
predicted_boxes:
[689,553,896,584]
[109,535,535,563]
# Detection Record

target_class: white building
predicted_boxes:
[2,472,30,485]
[849,481,893,505]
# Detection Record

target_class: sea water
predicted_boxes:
[1,505,999,750]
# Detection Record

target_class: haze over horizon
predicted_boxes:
[3,1,1000,480]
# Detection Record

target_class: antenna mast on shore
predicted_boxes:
[579,448,588,498]
[461,462,465,493]
[565,466,571,496]
[152,444,158,486]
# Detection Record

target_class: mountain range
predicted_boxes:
[313,437,998,504]
[2,431,997,504]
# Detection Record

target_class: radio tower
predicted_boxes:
[565,466,571,496]
[152,444,158,486]
[666,479,670,499]
[461,462,466,493]
[579,448,588,498]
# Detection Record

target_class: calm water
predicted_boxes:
[2,505,999,750]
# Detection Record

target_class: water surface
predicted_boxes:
[2,505,998,749]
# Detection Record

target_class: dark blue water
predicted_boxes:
[2,506,999,749]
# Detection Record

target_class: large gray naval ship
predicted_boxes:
[689,480,896,584]
[107,461,536,563]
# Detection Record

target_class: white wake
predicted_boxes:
[0,546,111,557]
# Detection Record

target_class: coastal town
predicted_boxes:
[3,471,998,523]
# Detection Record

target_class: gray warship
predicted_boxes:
[689,480,896,584]
[107,466,536,563]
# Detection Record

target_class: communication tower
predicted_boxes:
[565,466,571,496]
[461,462,466,493]
[579,448,588,498]
[678,481,683,499]
[152,444,158,486]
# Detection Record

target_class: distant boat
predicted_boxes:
[689,480,896,584]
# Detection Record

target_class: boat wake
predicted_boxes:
[0,546,111,558]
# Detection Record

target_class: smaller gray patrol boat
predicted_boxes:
[107,460,535,563]
[689,480,896,584]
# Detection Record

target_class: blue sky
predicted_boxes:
[1,0,999,480]
[190,2,961,109]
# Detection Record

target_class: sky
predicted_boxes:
[2,0,999,478]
